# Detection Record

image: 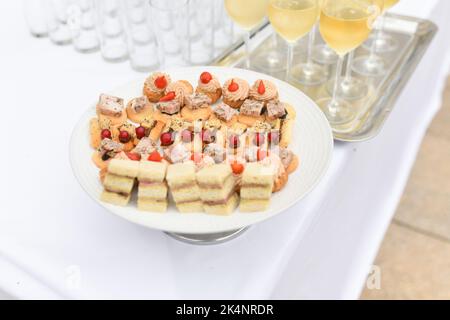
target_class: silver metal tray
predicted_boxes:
[212,13,437,142]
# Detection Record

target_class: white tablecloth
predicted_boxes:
[1,0,450,300]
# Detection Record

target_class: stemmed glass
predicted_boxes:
[267,0,322,83]
[352,0,397,77]
[317,0,378,125]
[224,0,269,69]
[312,0,338,66]
[291,22,328,86]
[313,43,338,65]
[327,47,368,100]
[252,32,287,73]
[361,0,399,53]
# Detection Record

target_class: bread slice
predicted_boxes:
[171,185,201,203]
[241,162,275,187]
[176,200,204,213]
[104,173,135,194]
[198,175,236,202]
[108,159,139,178]
[203,193,239,216]
[138,182,168,200]
[101,190,131,206]
[240,185,273,200]
[196,164,232,187]
[138,161,167,183]
[166,162,197,188]
[239,199,271,212]
[138,198,168,213]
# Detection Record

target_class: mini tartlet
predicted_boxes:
[222,78,250,109]
[126,96,154,123]
[249,79,279,104]
[143,72,172,102]
[196,71,222,104]
[166,80,194,106]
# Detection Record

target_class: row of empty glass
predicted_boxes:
[24,0,244,71]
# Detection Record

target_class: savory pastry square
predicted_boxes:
[166,162,197,188]
[103,174,135,195]
[196,163,233,187]
[240,99,265,117]
[108,159,140,178]
[138,161,167,183]
[101,190,131,207]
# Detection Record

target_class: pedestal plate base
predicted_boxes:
[165,227,249,245]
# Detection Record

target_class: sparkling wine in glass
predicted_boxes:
[352,0,399,77]
[224,0,269,69]
[268,0,326,85]
[327,0,383,99]
[317,0,376,125]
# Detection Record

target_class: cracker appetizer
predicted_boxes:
[126,96,154,124]
[114,123,137,152]
[143,72,171,102]
[92,138,124,170]
[181,93,212,122]
[90,117,115,149]
[211,102,238,127]
[238,99,266,127]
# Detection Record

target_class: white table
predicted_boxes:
[1,0,450,300]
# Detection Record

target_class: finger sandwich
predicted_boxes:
[240,162,275,212]
[167,161,203,213]
[196,164,238,215]
[101,159,139,206]
[137,161,168,213]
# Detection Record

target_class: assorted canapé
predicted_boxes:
[90,71,299,215]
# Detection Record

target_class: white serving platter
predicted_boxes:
[70,66,333,235]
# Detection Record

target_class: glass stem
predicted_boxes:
[370,13,385,59]
[344,50,354,81]
[286,43,293,80]
[272,31,278,47]
[244,31,251,69]
[306,24,316,67]
[330,55,344,114]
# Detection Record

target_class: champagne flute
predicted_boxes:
[267,0,321,82]
[317,0,376,125]
[224,0,269,69]
[352,0,396,76]
[327,50,368,100]
[252,32,288,73]
[328,0,382,99]
[312,0,338,66]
